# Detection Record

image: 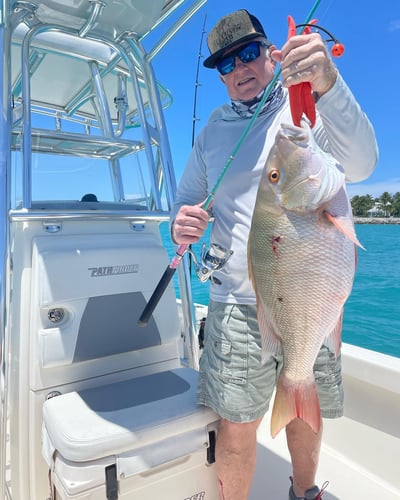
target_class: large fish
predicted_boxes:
[247,120,363,438]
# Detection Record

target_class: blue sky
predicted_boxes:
[145,0,400,199]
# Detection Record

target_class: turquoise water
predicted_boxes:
[342,224,400,357]
[160,222,400,358]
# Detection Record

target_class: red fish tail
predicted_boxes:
[270,374,321,438]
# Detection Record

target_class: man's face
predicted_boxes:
[218,38,276,101]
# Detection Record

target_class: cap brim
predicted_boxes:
[203,33,265,69]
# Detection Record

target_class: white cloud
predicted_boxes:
[347,178,400,198]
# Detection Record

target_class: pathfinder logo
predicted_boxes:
[88,264,139,277]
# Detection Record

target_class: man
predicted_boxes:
[170,10,377,500]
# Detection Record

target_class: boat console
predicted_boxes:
[1,1,218,499]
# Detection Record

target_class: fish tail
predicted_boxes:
[270,374,321,438]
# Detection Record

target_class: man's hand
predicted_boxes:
[271,32,338,97]
[172,203,209,244]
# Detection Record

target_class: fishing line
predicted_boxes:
[312,0,335,24]
[138,0,323,326]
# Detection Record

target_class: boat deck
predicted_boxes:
[251,379,400,499]
[252,417,399,499]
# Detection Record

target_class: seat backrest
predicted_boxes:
[12,219,181,391]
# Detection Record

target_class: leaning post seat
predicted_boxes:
[42,368,219,499]
[22,217,220,498]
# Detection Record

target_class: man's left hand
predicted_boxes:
[271,32,338,97]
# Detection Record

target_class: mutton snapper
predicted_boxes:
[247,120,363,438]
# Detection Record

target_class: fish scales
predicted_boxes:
[248,121,362,437]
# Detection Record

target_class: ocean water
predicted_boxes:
[342,224,400,357]
[160,222,400,358]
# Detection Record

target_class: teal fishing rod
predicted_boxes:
[138,0,323,326]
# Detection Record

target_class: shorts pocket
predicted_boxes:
[209,304,249,385]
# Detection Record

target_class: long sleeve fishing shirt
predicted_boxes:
[170,74,378,305]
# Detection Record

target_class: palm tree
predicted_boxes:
[391,192,400,216]
[351,194,375,216]
[378,192,393,217]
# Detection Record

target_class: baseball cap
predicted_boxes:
[203,10,269,69]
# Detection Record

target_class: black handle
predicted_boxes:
[137,266,176,326]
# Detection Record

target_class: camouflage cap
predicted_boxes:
[204,10,269,69]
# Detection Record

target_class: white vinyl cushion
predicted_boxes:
[42,368,217,463]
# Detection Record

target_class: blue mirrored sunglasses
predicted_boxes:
[216,41,269,76]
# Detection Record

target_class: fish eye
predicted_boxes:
[269,169,280,183]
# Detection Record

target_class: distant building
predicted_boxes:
[368,202,391,217]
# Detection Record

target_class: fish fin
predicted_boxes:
[256,299,282,362]
[326,313,343,358]
[247,245,255,289]
[248,250,282,360]
[270,374,321,438]
[324,211,366,250]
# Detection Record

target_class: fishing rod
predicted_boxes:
[185,13,208,281]
[191,13,207,148]
[138,0,323,327]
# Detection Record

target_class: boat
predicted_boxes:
[0,1,399,499]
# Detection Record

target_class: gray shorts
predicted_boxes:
[197,300,344,423]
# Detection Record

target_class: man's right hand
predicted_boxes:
[172,203,210,244]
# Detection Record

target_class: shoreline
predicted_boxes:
[354,217,400,224]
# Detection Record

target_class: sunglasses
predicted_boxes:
[216,41,269,76]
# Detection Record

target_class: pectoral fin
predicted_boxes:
[324,211,366,250]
